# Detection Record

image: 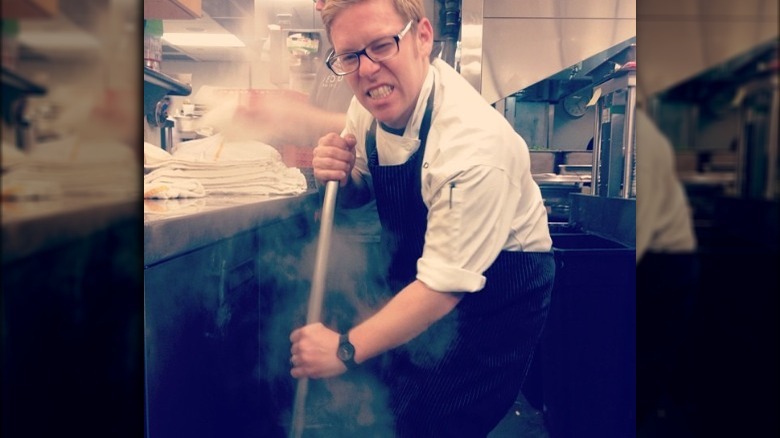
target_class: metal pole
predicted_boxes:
[290,180,340,438]
[765,75,778,200]
[591,98,602,196]
[621,73,637,198]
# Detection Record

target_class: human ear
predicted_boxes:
[416,17,434,57]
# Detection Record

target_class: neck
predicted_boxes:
[380,122,406,136]
[384,63,431,130]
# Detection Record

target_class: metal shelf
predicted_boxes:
[143,67,191,125]
[2,67,47,95]
[2,67,47,125]
[144,67,191,97]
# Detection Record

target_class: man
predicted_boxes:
[289,0,555,436]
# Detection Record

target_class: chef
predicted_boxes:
[290,0,555,435]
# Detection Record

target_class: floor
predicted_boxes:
[488,392,549,438]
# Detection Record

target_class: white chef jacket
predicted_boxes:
[342,59,551,293]
[635,108,697,262]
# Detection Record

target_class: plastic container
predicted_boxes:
[2,19,20,70]
[144,19,164,72]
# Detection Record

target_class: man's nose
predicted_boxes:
[357,53,381,76]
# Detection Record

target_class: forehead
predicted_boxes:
[330,1,403,50]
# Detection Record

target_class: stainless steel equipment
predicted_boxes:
[267,11,324,93]
[591,64,637,198]
[2,67,47,150]
[734,66,779,200]
[143,67,192,150]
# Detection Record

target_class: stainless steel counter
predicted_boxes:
[2,194,138,264]
[143,191,318,266]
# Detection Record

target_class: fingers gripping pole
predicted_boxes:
[290,180,339,438]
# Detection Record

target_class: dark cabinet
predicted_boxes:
[2,215,143,438]
[540,233,636,438]
[144,211,314,438]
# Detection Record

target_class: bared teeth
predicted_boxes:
[368,85,393,99]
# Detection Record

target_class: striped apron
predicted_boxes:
[365,88,556,437]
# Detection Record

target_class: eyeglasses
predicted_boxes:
[326,20,413,76]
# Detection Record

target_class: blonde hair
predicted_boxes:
[321,0,426,43]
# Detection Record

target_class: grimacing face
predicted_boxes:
[329,0,433,129]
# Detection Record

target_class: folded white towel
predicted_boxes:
[1,142,27,170]
[144,141,173,166]
[145,163,305,195]
[144,170,207,199]
[144,197,207,215]
[143,136,307,196]
[168,134,282,163]
[3,138,139,197]
[1,173,64,200]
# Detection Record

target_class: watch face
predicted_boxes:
[337,343,355,361]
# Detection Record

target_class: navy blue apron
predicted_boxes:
[366,87,556,437]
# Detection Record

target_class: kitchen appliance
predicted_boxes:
[143,67,191,150]
[533,173,588,222]
[268,13,324,94]
[2,67,47,150]
[591,63,637,198]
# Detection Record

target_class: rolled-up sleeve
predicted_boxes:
[416,164,519,293]
[417,258,486,293]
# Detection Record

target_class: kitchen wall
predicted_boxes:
[156,0,630,153]
[512,101,595,150]
[159,0,436,100]
[551,104,595,149]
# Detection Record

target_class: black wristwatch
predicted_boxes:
[337,333,358,370]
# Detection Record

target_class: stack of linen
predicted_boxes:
[143,133,307,199]
[2,137,139,200]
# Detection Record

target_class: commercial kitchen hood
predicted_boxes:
[459,0,636,105]
[512,40,635,104]
[637,0,778,97]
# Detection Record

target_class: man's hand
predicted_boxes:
[289,323,346,379]
[312,133,357,187]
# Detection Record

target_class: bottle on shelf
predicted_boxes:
[144,19,164,72]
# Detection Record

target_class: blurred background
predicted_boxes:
[1,0,777,437]
[2,1,142,437]
[636,1,778,437]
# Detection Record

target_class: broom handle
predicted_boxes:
[290,180,339,438]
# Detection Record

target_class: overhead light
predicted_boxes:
[162,32,245,48]
[18,31,101,51]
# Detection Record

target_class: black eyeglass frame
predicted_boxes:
[325,20,414,76]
